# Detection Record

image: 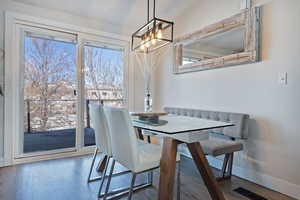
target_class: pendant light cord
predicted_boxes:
[147,0,150,22]
[153,0,156,18]
[147,0,156,22]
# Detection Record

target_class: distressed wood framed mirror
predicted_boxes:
[173,8,261,74]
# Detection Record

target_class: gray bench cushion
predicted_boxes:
[164,107,249,139]
[201,137,243,157]
[164,107,248,157]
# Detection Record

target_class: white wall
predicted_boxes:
[154,0,300,198]
[0,3,4,160]
[130,53,146,111]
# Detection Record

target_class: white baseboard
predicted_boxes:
[12,150,94,166]
[0,149,95,167]
[206,156,300,200]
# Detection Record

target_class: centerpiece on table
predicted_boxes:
[133,46,168,113]
[131,111,168,126]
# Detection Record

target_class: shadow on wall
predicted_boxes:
[0,48,4,158]
[259,2,274,61]
[0,48,4,60]
[241,118,281,171]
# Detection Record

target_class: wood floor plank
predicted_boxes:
[96,154,108,172]
[0,155,296,200]
[187,142,226,200]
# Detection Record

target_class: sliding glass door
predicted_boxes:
[83,42,125,147]
[22,28,78,154]
[11,23,128,160]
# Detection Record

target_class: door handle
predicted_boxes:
[0,85,3,96]
[0,48,4,60]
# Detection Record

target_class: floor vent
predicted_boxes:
[233,187,268,200]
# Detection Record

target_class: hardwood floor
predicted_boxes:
[0,155,295,200]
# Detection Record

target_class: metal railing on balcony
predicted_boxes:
[24,98,123,133]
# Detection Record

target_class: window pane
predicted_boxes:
[23,35,77,153]
[84,45,124,146]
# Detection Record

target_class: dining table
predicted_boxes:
[132,114,234,200]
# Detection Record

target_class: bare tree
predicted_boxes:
[84,46,123,102]
[24,40,123,131]
[24,37,75,130]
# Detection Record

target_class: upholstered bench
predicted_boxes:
[164,107,249,180]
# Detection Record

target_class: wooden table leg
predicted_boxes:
[187,142,226,200]
[137,128,151,143]
[136,128,145,140]
[96,155,108,173]
[158,138,178,200]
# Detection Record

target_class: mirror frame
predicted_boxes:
[173,8,261,74]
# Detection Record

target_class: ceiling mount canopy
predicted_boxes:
[131,0,174,53]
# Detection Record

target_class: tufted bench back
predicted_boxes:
[164,107,249,139]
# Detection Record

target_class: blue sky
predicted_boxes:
[24,36,124,87]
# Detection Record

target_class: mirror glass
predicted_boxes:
[182,27,245,65]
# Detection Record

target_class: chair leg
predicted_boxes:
[128,173,137,200]
[98,156,111,197]
[176,162,181,200]
[148,171,153,185]
[227,153,234,177]
[103,159,116,200]
[217,153,234,181]
[87,148,98,183]
[147,135,151,143]
[220,153,230,178]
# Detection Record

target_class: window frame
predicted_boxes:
[80,36,129,148]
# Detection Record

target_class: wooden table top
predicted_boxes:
[130,111,168,117]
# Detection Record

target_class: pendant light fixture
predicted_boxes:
[131,0,174,53]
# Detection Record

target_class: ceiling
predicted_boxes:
[12,0,199,34]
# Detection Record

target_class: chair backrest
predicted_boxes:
[89,104,112,156]
[164,107,249,139]
[104,106,139,171]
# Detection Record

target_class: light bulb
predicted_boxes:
[144,33,151,47]
[145,41,150,48]
[151,32,156,45]
[157,30,163,39]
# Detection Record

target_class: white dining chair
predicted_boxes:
[88,104,154,199]
[87,104,114,197]
[104,106,181,200]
